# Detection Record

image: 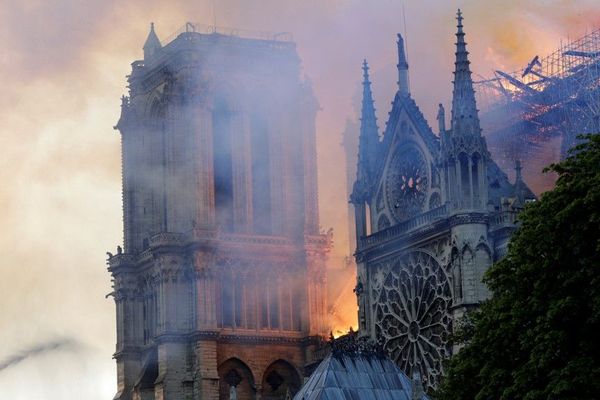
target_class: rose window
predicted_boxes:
[374,251,452,390]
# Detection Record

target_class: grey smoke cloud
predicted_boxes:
[0,338,79,373]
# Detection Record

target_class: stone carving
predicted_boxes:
[372,251,452,390]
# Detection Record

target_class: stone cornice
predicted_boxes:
[357,211,491,261]
[216,333,306,345]
[145,330,317,347]
[109,229,331,274]
[107,254,136,271]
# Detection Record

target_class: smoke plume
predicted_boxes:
[0,338,79,373]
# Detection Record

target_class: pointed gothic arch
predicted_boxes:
[450,246,462,301]
[260,359,301,399]
[212,93,237,232]
[458,152,470,206]
[474,242,492,299]
[218,358,256,400]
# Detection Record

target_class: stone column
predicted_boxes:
[113,270,143,400]
[193,339,220,399]
[194,251,218,330]
[154,340,190,400]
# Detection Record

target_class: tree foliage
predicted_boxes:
[437,134,600,400]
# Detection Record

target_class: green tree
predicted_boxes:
[437,134,600,400]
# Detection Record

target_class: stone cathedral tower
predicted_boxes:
[351,11,535,391]
[107,24,330,400]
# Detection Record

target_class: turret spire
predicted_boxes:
[143,22,162,60]
[442,10,489,211]
[397,34,410,96]
[356,60,380,186]
[450,9,480,136]
[515,159,523,183]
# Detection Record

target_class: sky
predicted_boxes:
[0,1,599,398]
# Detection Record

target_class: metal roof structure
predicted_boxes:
[294,352,430,400]
[473,28,600,191]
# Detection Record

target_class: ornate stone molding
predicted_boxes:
[370,250,452,391]
[148,232,189,248]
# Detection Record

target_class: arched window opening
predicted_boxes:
[261,360,301,400]
[292,284,302,331]
[235,275,244,328]
[475,244,492,300]
[245,275,256,330]
[472,153,481,207]
[269,279,280,329]
[260,282,269,329]
[218,358,256,400]
[459,153,470,206]
[281,279,292,331]
[221,274,234,327]
[213,99,235,232]
[250,113,272,234]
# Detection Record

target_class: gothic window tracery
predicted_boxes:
[213,97,235,232]
[373,251,452,390]
[385,146,429,221]
[217,263,298,332]
[250,111,272,234]
[376,189,384,212]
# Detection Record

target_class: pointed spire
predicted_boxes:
[515,159,523,183]
[450,9,481,136]
[144,22,162,60]
[397,34,410,96]
[513,159,525,203]
[356,60,379,187]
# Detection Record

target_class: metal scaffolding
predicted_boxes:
[474,28,600,180]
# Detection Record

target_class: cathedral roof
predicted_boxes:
[487,160,517,204]
[293,352,430,400]
[486,160,536,207]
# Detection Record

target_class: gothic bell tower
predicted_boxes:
[108,24,330,400]
[440,10,489,211]
[439,10,493,315]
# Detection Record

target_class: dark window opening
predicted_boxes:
[222,279,234,327]
[270,284,280,329]
[235,277,243,328]
[250,113,272,234]
[260,284,269,329]
[213,102,234,232]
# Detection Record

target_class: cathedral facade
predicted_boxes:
[107,24,330,400]
[350,11,535,391]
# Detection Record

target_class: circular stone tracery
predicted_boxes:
[374,251,452,390]
[385,147,429,222]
